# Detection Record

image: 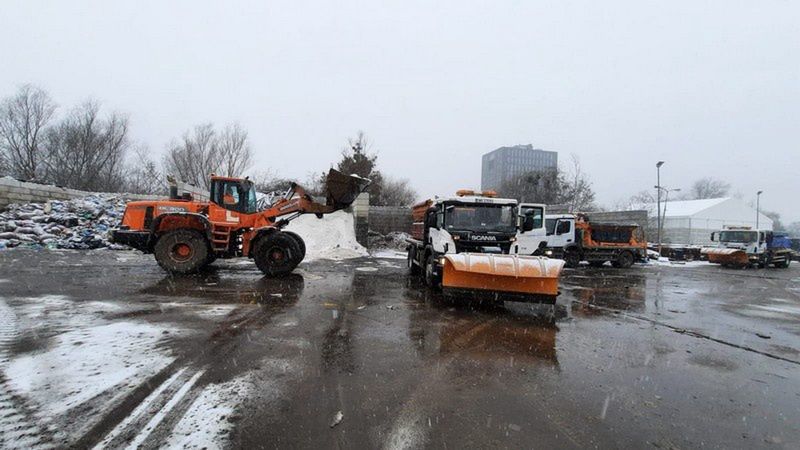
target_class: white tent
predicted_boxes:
[649,197,773,245]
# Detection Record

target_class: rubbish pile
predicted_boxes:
[0,195,128,250]
[368,230,410,250]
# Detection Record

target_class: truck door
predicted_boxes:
[550,218,575,248]
[514,203,546,254]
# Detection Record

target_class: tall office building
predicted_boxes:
[481,144,558,192]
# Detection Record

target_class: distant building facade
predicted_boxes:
[481,144,558,192]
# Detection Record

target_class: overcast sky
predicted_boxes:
[2,1,798,221]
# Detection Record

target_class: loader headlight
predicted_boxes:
[545,250,553,256]
[509,237,516,242]
[438,257,446,266]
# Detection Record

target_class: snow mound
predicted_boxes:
[285,210,367,261]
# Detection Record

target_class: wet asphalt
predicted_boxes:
[0,249,799,449]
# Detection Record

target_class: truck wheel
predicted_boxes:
[779,258,791,269]
[253,232,302,277]
[282,231,306,264]
[425,253,440,288]
[154,229,209,274]
[615,251,634,269]
[564,249,581,268]
[408,247,421,275]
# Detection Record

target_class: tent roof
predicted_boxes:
[651,197,730,217]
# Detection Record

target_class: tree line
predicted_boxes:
[0,85,417,206]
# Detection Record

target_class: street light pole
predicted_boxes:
[756,190,763,228]
[656,161,665,255]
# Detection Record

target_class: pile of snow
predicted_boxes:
[0,194,127,250]
[285,210,367,260]
[368,230,411,250]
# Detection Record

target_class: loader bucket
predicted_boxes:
[325,169,371,208]
[701,247,748,266]
[441,253,565,301]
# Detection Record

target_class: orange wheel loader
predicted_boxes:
[111,169,370,276]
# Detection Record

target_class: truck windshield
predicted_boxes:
[719,230,757,243]
[444,204,516,233]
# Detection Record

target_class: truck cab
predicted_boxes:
[706,227,791,268]
[407,190,564,301]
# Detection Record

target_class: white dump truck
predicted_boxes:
[702,227,792,268]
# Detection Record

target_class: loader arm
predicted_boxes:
[259,169,370,226]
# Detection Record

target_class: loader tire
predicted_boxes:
[154,229,209,275]
[615,250,634,269]
[282,231,306,264]
[253,232,302,277]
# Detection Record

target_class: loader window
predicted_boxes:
[211,180,258,214]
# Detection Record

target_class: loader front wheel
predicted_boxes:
[253,232,302,277]
[282,231,307,264]
[154,229,209,274]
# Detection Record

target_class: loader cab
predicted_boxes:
[209,177,258,215]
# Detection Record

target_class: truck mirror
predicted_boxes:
[522,215,535,232]
[710,232,715,242]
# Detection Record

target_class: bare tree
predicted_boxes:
[163,123,252,189]
[44,101,130,191]
[122,145,164,194]
[687,177,730,199]
[163,124,217,189]
[500,169,564,205]
[374,176,417,206]
[251,169,296,193]
[0,85,56,180]
[216,123,252,178]
[562,154,596,212]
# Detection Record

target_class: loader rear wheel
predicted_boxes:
[615,250,634,269]
[154,229,209,274]
[253,232,302,277]
[282,231,307,263]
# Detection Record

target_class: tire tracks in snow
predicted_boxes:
[0,297,55,449]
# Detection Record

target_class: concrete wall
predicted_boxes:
[368,206,412,235]
[0,176,163,208]
[352,193,370,246]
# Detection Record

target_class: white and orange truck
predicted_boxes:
[406,190,564,303]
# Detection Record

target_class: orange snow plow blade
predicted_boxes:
[441,254,564,301]
[701,248,748,266]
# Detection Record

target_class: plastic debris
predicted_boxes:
[330,411,343,428]
[0,194,131,250]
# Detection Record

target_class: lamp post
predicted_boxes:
[654,185,680,250]
[656,161,665,255]
[756,190,763,228]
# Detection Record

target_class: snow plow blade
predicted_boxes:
[441,253,564,302]
[701,247,748,266]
